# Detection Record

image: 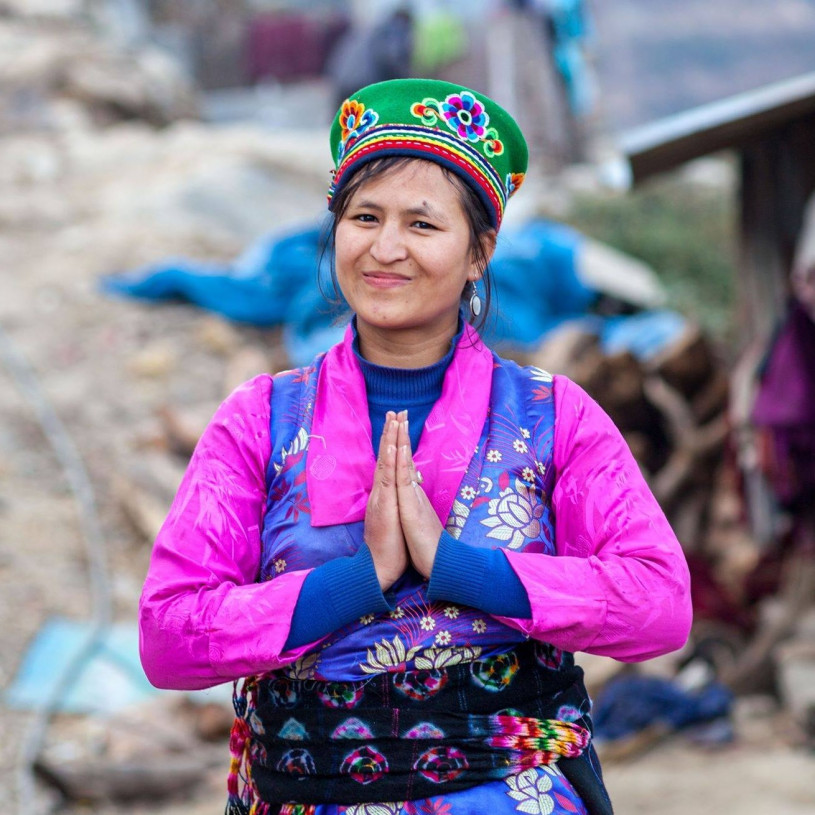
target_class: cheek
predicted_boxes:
[333,228,358,278]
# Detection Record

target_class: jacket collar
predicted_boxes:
[307,322,493,527]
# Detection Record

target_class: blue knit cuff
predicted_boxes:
[428,531,489,607]
[427,531,532,618]
[284,545,390,649]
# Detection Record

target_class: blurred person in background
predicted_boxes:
[139,78,691,815]
[326,5,415,109]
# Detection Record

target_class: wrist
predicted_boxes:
[366,543,406,591]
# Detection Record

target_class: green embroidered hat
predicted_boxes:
[328,78,529,229]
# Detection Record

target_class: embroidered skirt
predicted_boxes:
[227,642,612,814]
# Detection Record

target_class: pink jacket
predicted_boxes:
[139,333,692,690]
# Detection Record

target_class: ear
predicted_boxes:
[468,229,497,282]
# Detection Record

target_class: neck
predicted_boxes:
[356,316,461,368]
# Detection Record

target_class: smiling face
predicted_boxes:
[334,160,491,359]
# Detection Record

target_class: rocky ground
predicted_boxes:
[1,7,814,815]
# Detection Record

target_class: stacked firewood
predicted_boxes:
[516,320,730,552]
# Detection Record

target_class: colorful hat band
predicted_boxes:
[327,82,528,231]
[328,123,507,227]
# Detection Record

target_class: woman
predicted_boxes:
[139,79,692,815]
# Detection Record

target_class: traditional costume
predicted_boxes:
[139,78,691,815]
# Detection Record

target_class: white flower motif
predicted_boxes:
[480,478,543,549]
[414,645,482,669]
[283,651,320,680]
[389,607,405,620]
[361,635,421,675]
[274,558,287,573]
[521,467,535,484]
[536,460,546,476]
[513,439,528,454]
[446,499,469,540]
[443,605,460,619]
[486,449,502,463]
[435,630,452,646]
[521,427,531,439]
[472,618,487,634]
[529,366,554,384]
[505,768,554,814]
[460,485,477,500]
[342,803,404,815]
[360,613,375,625]
[274,427,311,475]
[420,615,436,631]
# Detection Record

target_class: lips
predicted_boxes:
[362,272,411,288]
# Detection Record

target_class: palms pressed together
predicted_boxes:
[365,410,443,590]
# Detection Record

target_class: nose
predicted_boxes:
[369,222,408,265]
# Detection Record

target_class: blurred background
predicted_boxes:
[1,1,815,813]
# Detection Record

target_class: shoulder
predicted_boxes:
[551,374,612,428]
[205,374,274,445]
[490,352,555,386]
[548,374,634,476]
[216,373,273,417]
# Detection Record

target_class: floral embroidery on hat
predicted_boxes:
[506,172,525,198]
[411,91,505,157]
[338,99,379,159]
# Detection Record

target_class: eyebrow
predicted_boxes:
[352,199,451,224]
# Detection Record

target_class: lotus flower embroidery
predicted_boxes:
[481,479,543,549]
[360,635,421,675]
[505,768,555,814]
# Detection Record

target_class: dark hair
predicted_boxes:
[318,156,496,333]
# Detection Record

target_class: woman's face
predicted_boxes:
[335,161,483,339]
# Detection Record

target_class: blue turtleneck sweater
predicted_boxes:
[284,324,531,649]
[353,320,460,451]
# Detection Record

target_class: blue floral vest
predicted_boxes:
[258,352,570,683]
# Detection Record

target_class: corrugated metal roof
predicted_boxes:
[620,72,815,182]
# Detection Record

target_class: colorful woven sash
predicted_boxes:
[226,642,593,814]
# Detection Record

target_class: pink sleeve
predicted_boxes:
[496,375,692,662]
[138,375,315,690]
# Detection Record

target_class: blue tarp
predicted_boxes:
[5,616,232,713]
[593,675,733,741]
[102,219,685,367]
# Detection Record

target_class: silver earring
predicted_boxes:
[468,282,482,318]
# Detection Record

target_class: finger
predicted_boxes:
[397,419,419,484]
[375,425,399,489]
[396,442,412,488]
[397,444,423,499]
[376,411,397,462]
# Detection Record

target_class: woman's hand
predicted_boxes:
[364,411,409,591]
[396,417,443,580]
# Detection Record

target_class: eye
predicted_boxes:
[412,220,437,230]
[352,212,377,223]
